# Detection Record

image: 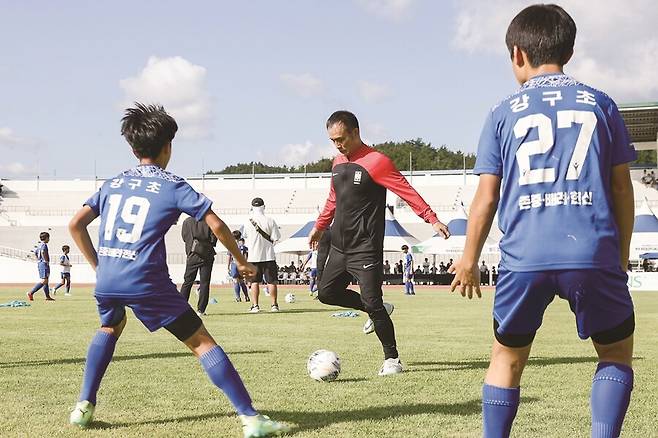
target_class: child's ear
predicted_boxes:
[512,46,525,67]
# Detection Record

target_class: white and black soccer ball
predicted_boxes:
[307,349,341,382]
[284,293,296,304]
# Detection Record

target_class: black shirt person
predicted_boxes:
[180,216,217,315]
[308,110,450,376]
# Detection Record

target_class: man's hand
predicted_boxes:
[237,262,257,281]
[432,221,450,239]
[449,259,481,299]
[308,227,324,250]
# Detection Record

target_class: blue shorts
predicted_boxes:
[61,272,71,280]
[494,267,634,340]
[310,268,318,278]
[95,290,192,332]
[38,263,50,279]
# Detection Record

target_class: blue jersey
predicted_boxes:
[85,165,212,297]
[474,74,636,271]
[35,242,48,264]
[404,253,413,272]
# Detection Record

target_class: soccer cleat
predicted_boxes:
[236,297,242,302]
[363,303,394,334]
[64,293,71,296]
[69,400,95,428]
[245,297,251,302]
[240,414,290,438]
[378,357,403,376]
[249,305,260,313]
[196,311,207,317]
[45,297,55,301]
[26,292,34,301]
[270,304,280,313]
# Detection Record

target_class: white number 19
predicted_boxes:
[515,110,597,186]
[103,195,150,243]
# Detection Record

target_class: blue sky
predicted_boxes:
[1,0,657,178]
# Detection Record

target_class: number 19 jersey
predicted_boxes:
[474,74,636,271]
[85,164,212,297]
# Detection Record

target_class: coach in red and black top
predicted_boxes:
[309,111,450,376]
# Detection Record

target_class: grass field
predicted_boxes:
[0,284,656,438]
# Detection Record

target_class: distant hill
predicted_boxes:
[208,139,476,174]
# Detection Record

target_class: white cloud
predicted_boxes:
[358,80,393,103]
[0,127,37,147]
[256,141,335,167]
[361,122,389,145]
[0,161,35,175]
[119,56,212,139]
[451,0,658,101]
[357,0,415,21]
[280,73,324,98]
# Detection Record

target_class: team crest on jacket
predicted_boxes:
[353,171,362,185]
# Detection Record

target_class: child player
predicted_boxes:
[300,248,318,297]
[449,5,635,437]
[228,230,251,302]
[401,245,415,295]
[67,103,288,437]
[53,245,72,296]
[26,231,54,301]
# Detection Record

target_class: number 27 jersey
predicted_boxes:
[474,74,636,271]
[85,164,212,297]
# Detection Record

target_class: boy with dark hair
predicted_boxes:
[228,230,250,302]
[67,103,288,437]
[401,245,415,295]
[27,231,54,301]
[53,245,72,296]
[450,5,635,437]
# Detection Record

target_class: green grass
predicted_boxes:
[0,285,657,437]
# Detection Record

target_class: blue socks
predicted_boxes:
[79,331,117,405]
[591,362,633,438]
[200,346,257,416]
[233,282,241,299]
[482,384,520,438]
[404,282,414,294]
[42,283,50,297]
[29,283,44,293]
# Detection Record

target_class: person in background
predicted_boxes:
[422,258,430,274]
[27,231,54,301]
[480,261,489,286]
[228,231,250,302]
[53,245,72,296]
[402,245,415,296]
[383,260,391,274]
[243,197,282,313]
[300,248,319,297]
[180,216,217,316]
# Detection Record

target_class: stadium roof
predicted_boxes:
[619,102,658,150]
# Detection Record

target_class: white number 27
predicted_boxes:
[515,110,597,186]
[103,194,150,243]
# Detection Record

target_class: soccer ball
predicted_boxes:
[307,349,341,382]
[284,293,296,303]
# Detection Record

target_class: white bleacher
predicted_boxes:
[3,168,656,283]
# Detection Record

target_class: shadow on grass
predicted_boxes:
[407,356,644,372]
[214,308,332,316]
[0,350,271,369]
[89,399,484,433]
[89,412,230,429]
[266,399,483,434]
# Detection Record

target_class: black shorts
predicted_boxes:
[253,261,278,285]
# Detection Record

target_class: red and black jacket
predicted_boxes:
[316,145,438,255]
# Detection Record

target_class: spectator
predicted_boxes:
[479,260,489,285]
[446,258,454,270]
[642,258,651,272]
[180,216,217,316]
[430,263,437,274]
[383,260,391,274]
[414,267,423,275]
[439,261,447,274]
[627,261,632,272]
[243,197,282,313]
[422,258,430,274]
